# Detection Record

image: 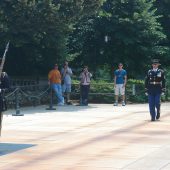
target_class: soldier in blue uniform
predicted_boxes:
[145,59,166,121]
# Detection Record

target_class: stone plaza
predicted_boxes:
[0,103,170,170]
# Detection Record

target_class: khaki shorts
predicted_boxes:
[115,84,125,95]
[62,84,71,93]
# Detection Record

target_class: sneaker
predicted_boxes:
[57,102,64,106]
[122,101,126,106]
[66,101,72,105]
[114,102,118,106]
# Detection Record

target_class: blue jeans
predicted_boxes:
[148,94,161,120]
[52,83,64,104]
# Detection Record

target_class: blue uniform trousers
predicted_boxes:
[148,93,161,120]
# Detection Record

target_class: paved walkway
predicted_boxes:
[0,103,170,170]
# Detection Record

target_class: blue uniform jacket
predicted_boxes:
[145,69,166,95]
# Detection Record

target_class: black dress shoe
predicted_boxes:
[156,112,160,120]
[151,118,155,121]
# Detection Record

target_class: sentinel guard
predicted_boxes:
[145,59,166,121]
[0,72,10,135]
[0,42,10,136]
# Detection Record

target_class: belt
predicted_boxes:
[150,82,161,85]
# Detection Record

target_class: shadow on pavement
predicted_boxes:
[5,104,98,115]
[0,143,36,156]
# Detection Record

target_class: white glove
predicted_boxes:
[161,92,165,96]
[145,92,148,96]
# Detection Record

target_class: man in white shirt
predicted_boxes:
[61,61,73,104]
[79,66,92,106]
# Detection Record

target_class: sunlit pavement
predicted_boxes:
[0,103,170,170]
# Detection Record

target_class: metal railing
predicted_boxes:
[4,83,169,115]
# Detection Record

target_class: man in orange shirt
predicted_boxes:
[48,64,64,105]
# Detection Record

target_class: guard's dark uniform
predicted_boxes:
[145,62,166,121]
[0,72,10,135]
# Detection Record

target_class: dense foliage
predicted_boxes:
[0,0,169,77]
[69,0,168,77]
[155,0,170,65]
[0,0,103,75]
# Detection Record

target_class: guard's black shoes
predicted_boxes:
[156,113,160,120]
[151,118,155,121]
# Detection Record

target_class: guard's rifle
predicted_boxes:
[0,41,10,77]
[0,41,10,136]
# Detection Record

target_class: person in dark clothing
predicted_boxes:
[0,72,10,136]
[145,59,166,121]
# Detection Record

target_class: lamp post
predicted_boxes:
[105,35,109,43]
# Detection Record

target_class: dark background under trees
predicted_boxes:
[0,0,170,79]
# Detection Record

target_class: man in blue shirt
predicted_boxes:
[114,63,127,106]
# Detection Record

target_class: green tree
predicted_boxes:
[69,0,167,77]
[0,0,103,76]
[154,0,170,65]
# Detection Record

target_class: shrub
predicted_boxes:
[71,79,149,103]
